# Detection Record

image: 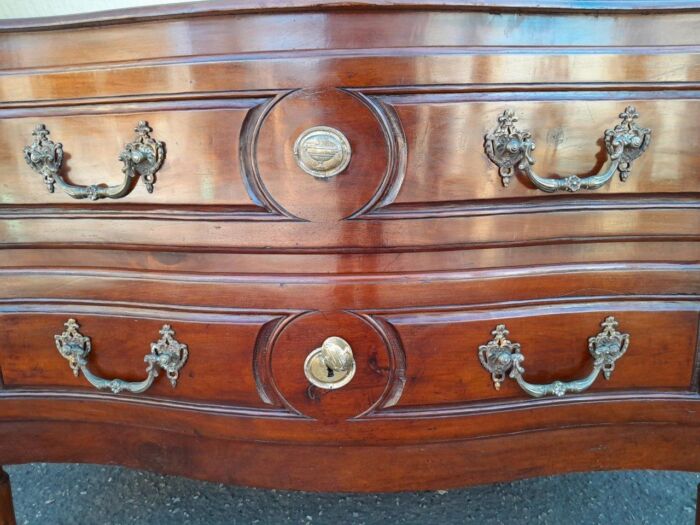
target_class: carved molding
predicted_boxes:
[239,92,303,220]
[252,310,408,419]
[344,91,408,220]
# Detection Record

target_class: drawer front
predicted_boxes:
[2,298,697,422]
[5,95,698,208]
[2,91,699,252]
[381,304,700,409]
[0,310,285,409]
[1,8,699,251]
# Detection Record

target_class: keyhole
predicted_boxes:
[326,366,335,378]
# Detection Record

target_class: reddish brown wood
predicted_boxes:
[1,420,700,493]
[0,0,698,500]
[2,0,700,34]
[0,467,15,525]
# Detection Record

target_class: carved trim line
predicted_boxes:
[363,391,700,420]
[353,313,407,416]
[692,315,700,392]
[252,312,309,412]
[239,92,304,221]
[2,1,699,33]
[1,261,697,285]
[3,235,700,255]
[376,300,700,326]
[360,195,700,221]
[2,85,698,113]
[0,389,300,419]
[344,90,408,219]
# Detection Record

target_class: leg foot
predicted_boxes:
[0,467,15,525]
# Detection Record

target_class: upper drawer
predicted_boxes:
[1,7,699,251]
[4,95,699,208]
[1,92,699,252]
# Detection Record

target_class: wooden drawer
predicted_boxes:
[380,303,700,410]
[2,299,697,422]
[0,310,281,409]
[4,95,698,207]
[2,92,699,251]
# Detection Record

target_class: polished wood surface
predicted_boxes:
[0,0,698,496]
[0,468,15,525]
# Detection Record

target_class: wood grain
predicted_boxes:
[1,420,700,492]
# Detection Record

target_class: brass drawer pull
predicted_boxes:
[304,336,356,389]
[484,106,651,192]
[24,121,165,200]
[54,319,188,394]
[478,316,629,398]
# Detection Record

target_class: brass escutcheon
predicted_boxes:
[304,336,356,389]
[293,126,351,178]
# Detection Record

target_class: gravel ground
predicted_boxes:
[4,464,699,525]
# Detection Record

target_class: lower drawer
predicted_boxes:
[1,295,699,491]
[0,301,697,420]
[0,310,284,409]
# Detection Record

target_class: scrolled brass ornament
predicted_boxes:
[484,106,651,192]
[55,319,188,394]
[478,316,629,398]
[24,121,165,200]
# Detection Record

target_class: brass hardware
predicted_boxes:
[478,316,629,398]
[24,121,165,200]
[55,319,188,394]
[293,126,351,178]
[484,106,651,191]
[304,336,356,389]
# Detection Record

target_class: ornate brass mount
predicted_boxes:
[478,317,629,398]
[55,319,188,394]
[484,106,651,191]
[293,126,351,178]
[24,121,165,200]
[304,336,356,390]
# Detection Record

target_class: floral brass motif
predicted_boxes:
[478,316,629,398]
[24,121,165,200]
[484,106,651,191]
[55,319,188,394]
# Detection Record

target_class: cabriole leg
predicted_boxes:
[0,467,16,525]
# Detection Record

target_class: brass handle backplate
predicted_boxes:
[24,121,165,200]
[55,318,188,394]
[304,336,356,389]
[484,106,651,192]
[478,316,629,398]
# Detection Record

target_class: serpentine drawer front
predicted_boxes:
[0,0,699,497]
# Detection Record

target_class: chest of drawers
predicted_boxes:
[0,1,699,515]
